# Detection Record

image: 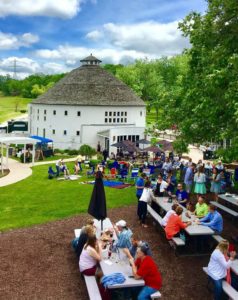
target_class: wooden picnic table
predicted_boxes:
[219,194,238,208]
[153,197,214,236]
[94,218,145,289]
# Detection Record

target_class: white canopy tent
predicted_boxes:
[0,136,40,174]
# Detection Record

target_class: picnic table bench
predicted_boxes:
[210,201,238,219]
[84,275,102,300]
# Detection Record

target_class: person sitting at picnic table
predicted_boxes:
[79,234,103,276]
[128,235,152,259]
[138,181,154,228]
[154,173,168,197]
[161,203,179,227]
[207,239,236,300]
[113,220,132,249]
[194,166,206,198]
[186,195,208,219]
[128,245,162,300]
[165,206,191,240]
[198,204,223,234]
[175,183,188,207]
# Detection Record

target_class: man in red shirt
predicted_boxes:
[129,245,162,300]
[165,206,191,240]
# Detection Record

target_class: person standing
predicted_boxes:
[194,166,206,198]
[207,239,236,300]
[102,149,108,161]
[184,163,196,194]
[138,181,154,228]
[210,168,221,201]
[136,173,146,217]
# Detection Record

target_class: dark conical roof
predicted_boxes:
[32,62,145,107]
[80,54,102,64]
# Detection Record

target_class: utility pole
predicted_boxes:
[8,59,21,79]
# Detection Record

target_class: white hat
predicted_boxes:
[116,220,127,227]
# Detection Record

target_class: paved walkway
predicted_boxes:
[0,157,76,187]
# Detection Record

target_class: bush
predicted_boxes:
[20,109,27,113]
[68,149,79,155]
[79,144,96,159]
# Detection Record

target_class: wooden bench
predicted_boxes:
[84,275,102,300]
[151,290,162,299]
[222,281,238,300]
[147,204,163,225]
[210,201,238,218]
[147,204,185,254]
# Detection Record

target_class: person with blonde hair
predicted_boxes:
[207,239,236,300]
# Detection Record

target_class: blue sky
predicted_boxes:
[0,0,207,78]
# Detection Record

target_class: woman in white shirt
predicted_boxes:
[207,239,236,300]
[79,234,102,276]
[138,181,154,228]
[161,203,179,227]
[154,174,168,197]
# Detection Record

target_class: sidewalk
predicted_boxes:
[0,157,76,187]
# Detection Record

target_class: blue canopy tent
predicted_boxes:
[30,135,54,158]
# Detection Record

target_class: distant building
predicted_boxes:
[29,54,146,153]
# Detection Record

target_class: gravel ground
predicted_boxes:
[0,205,237,300]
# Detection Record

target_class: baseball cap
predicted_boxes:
[116,220,127,227]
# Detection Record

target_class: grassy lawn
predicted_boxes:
[0,95,32,123]
[0,162,137,231]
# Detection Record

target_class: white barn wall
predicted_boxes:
[29,104,146,150]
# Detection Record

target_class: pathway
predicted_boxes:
[0,157,76,187]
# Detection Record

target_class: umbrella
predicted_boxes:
[157,140,173,152]
[143,145,162,153]
[111,140,140,153]
[138,138,151,145]
[88,171,107,231]
[138,138,150,150]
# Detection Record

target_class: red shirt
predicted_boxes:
[165,214,187,239]
[135,256,162,290]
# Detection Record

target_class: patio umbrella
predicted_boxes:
[143,145,162,153]
[138,138,150,150]
[88,170,107,231]
[111,140,140,153]
[157,140,173,152]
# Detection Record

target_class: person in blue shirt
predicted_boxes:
[198,204,223,234]
[184,163,196,194]
[136,173,146,217]
[129,235,152,258]
[175,183,188,207]
[113,220,132,249]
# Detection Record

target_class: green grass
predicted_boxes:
[0,95,32,123]
[0,163,137,231]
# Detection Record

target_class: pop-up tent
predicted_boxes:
[0,136,40,174]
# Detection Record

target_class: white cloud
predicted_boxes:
[0,57,70,79]
[34,45,152,65]
[87,21,189,56]
[0,0,83,19]
[86,30,103,41]
[0,32,39,50]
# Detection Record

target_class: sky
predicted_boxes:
[0,0,207,78]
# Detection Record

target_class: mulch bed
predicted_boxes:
[1,205,237,300]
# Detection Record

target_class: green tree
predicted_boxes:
[177,0,238,150]
[79,144,96,159]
